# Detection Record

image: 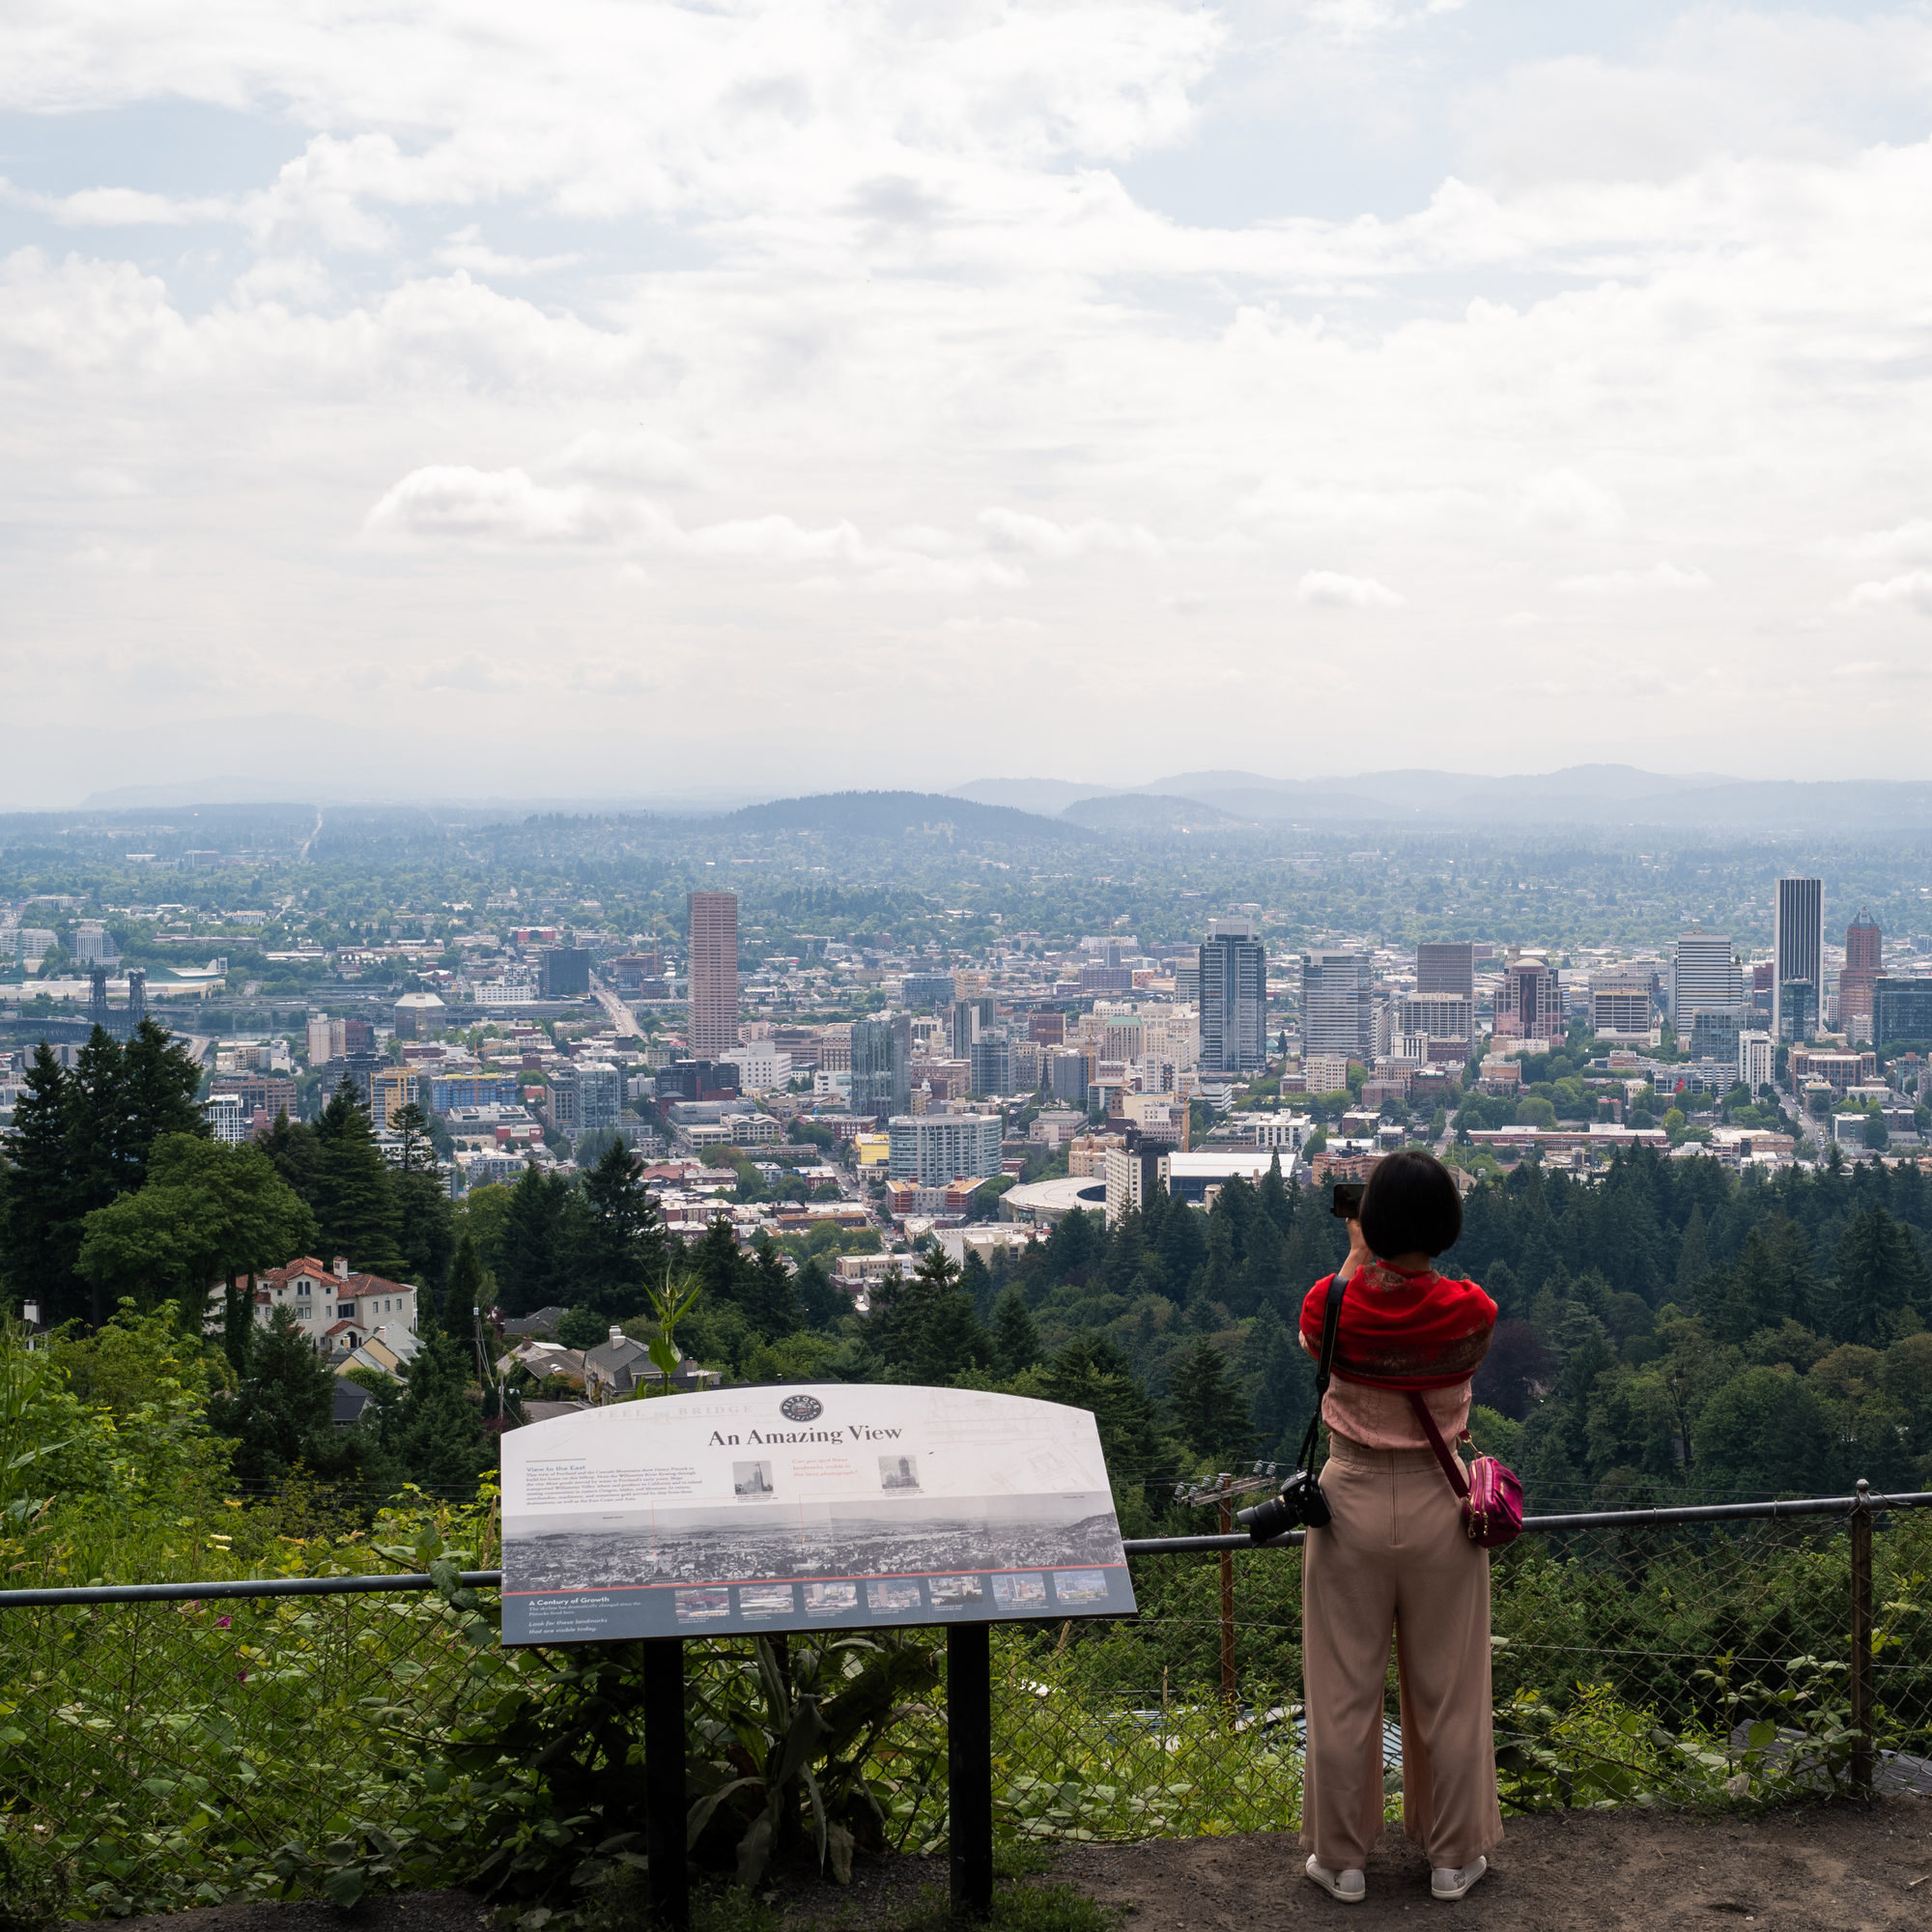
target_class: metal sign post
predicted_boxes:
[642,1637,690,1931]
[948,1622,995,1919]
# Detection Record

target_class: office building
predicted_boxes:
[1495,956,1562,1041]
[73,921,118,965]
[1690,1009,1748,1064]
[1738,1030,1776,1093]
[203,1093,249,1145]
[1416,942,1476,1001]
[1172,958,1202,1005]
[1197,918,1266,1073]
[1028,1011,1066,1047]
[850,1015,913,1120]
[1590,974,1653,1043]
[687,892,740,1057]
[721,1039,789,1093]
[343,1018,375,1055]
[1304,1053,1350,1094]
[1046,1047,1093,1106]
[575,1063,624,1136]
[951,996,995,1061]
[888,1113,1003,1185]
[539,947,591,998]
[1298,949,1372,1065]
[307,1015,344,1064]
[366,1065,421,1130]
[1841,911,1883,1041]
[901,972,956,1010]
[1874,979,1932,1049]
[431,1072,522,1111]
[1779,980,1819,1043]
[970,1028,1012,1096]
[547,1061,621,1138]
[1670,932,1746,1026]
[1395,993,1475,1046]
[1773,877,1824,1043]
[210,1072,299,1126]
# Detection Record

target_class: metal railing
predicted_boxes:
[2,1482,1922,1921]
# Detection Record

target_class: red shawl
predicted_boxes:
[1299,1262,1497,1392]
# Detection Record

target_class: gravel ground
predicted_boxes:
[76,1800,1932,1932]
[1053,1798,1932,1930]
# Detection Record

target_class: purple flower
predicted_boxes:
[216,1616,232,1629]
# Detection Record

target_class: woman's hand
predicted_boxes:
[1338,1217,1374,1285]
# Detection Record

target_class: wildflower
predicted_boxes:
[217,1615,232,1629]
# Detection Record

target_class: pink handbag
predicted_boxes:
[1406,1392,1523,1548]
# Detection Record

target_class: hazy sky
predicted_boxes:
[6,0,1932,806]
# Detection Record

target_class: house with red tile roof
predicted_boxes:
[213,1255,421,1359]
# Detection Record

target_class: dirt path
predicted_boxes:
[80,1801,1932,1932]
[1053,1799,1932,1930]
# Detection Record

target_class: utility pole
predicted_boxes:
[1177,1463,1278,1707]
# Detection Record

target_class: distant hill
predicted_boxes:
[710,790,1095,842]
[950,777,1121,815]
[1061,793,1248,832]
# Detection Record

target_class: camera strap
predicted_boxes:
[1293,1271,1349,1475]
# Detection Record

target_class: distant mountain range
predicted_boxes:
[952,767,1932,832]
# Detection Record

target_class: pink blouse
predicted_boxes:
[1317,1371,1472,1451]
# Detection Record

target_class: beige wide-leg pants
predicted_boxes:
[1299,1434,1504,1872]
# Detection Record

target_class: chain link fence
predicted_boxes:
[5,1492,1930,1916]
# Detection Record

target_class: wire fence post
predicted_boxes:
[1217,1496,1237,1705]
[1851,1477,1873,1794]
[642,1635,690,1931]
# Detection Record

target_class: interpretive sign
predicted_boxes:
[499,1383,1135,1644]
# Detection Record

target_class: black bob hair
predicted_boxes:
[1359,1149,1463,1261]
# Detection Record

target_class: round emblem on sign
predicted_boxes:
[780,1394,824,1423]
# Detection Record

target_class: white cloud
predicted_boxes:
[1557,563,1713,596]
[13,1,1932,785]
[1514,468,1625,537]
[1295,570,1404,609]
[1849,571,1932,616]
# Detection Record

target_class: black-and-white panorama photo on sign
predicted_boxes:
[498,1384,1135,1643]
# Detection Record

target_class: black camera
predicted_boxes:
[1238,1466,1331,1540]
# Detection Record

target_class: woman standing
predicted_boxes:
[1297,1149,1501,1905]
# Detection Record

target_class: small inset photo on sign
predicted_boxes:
[1053,1569,1109,1605]
[739,1583,796,1616]
[992,1572,1047,1606]
[878,1454,921,1491]
[733,1461,775,1497]
[804,1581,859,1614]
[675,1587,731,1622]
[867,1578,923,1612]
[928,1574,985,1606]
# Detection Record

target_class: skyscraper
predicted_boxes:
[1495,956,1562,1041]
[1841,910,1882,1041]
[1773,877,1824,1043]
[1416,942,1476,1001]
[1201,918,1267,1072]
[1298,951,1374,1063]
[687,891,739,1057]
[850,1014,912,1120]
[1669,932,1745,1025]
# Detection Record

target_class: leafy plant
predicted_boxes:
[685,1632,945,1885]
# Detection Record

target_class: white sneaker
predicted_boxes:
[1431,1855,1488,1901]
[1305,1855,1366,1903]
